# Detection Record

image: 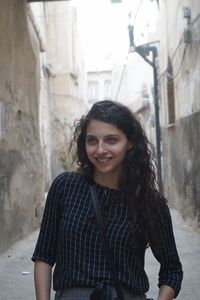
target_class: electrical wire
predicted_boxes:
[190,13,200,26]
[167,43,188,82]
[158,38,187,83]
[115,50,130,100]
[158,12,200,83]
[170,38,183,60]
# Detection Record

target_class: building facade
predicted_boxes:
[31,1,87,179]
[158,0,200,226]
[0,0,86,254]
[0,0,43,253]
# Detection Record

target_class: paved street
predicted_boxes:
[0,209,199,300]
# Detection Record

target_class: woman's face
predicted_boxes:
[85,120,132,179]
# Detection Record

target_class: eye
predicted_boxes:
[105,136,118,144]
[86,136,97,145]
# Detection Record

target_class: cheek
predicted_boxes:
[116,145,130,158]
[85,145,95,158]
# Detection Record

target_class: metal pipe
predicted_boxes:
[152,47,162,187]
[135,46,162,188]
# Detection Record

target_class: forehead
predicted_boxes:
[86,120,123,136]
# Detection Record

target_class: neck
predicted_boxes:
[94,171,120,190]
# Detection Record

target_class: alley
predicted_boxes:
[1,1,200,299]
[0,209,199,300]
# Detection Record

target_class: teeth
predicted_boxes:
[97,158,111,162]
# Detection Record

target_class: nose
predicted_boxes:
[96,141,107,155]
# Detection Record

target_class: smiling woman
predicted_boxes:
[32,100,183,300]
[85,120,132,189]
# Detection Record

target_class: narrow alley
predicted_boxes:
[0,0,200,299]
[0,209,199,300]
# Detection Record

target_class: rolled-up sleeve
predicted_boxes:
[150,199,183,297]
[31,173,65,266]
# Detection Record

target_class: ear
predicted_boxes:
[127,142,133,150]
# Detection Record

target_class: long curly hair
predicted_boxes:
[70,100,164,247]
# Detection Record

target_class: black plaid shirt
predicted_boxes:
[32,172,183,296]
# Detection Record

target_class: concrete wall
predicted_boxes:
[0,0,43,253]
[159,0,200,123]
[43,2,86,178]
[162,112,200,224]
[158,0,200,226]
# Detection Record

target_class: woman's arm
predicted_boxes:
[157,285,175,300]
[150,197,183,298]
[34,261,52,300]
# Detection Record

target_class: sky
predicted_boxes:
[71,0,158,70]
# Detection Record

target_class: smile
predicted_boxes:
[96,157,112,163]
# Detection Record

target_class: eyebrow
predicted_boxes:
[86,134,119,137]
[105,134,119,137]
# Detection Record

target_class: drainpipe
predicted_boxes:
[133,43,162,188]
[151,47,162,188]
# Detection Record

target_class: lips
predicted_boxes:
[95,157,112,163]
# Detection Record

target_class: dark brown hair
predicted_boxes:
[70,100,165,247]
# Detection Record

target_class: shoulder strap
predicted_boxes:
[89,185,125,300]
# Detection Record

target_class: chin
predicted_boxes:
[96,167,115,174]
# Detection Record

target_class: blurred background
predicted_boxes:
[0,0,199,271]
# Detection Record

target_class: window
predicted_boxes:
[88,81,99,103]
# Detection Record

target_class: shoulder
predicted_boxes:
[48,172,89,203]
[53,171,89,191]
[156,192,169,213]
[51,171,85,184]
[150,190,168,208]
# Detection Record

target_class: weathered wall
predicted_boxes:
[0,0,43,253]
[162,112,200,225]
[159,0,200,123]
[44,2,86,178]
[158,0,200,226]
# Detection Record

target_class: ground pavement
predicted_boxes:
[0,209,199,300]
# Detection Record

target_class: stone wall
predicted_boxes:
[0,0,43,253]
[162,111,200,226]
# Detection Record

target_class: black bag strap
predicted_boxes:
[89,185,125,300]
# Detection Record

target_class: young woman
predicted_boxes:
[32,100,183,300]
